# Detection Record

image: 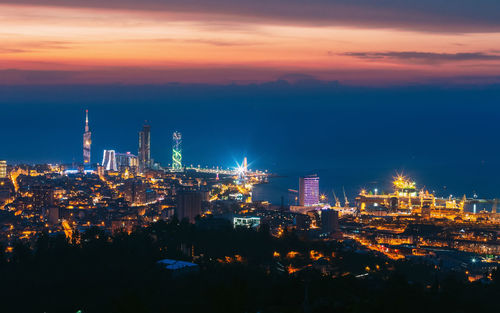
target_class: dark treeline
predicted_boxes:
[1,220,499,313]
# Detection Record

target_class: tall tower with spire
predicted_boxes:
[83,109,91,167]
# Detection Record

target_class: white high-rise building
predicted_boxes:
[102,150,117,171]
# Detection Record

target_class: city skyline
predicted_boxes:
[2,84,500,200]
[79,111,226,171]
[1,3,500,311]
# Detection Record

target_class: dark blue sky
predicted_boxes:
[1,81,500,198]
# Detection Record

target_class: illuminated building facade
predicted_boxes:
[172,131,182,171]
[138,124,151,171]
[355,175,466,218]
[233,216,261,229]
[0,160,6,178]
[83,110,91,167]
[299,175,319,206]
[116,152,139,172]
[102,150,117,171]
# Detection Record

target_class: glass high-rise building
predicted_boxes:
[138,124,151,171]
[116,152,139,171]
[299,175,319,206]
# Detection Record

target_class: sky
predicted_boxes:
[1,0,500,85]
[2,2,500,200]
[2,83,500,200]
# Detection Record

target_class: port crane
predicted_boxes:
[343,187,350,208]
[332,190,341,208]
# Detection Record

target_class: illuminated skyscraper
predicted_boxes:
[172,131,182,171]
[102,150,117,171]
[299,175,319,206]
[0,160,6,178]
[116,152,139,172]
[243,157,248,173]
[83,110,91,166]
[138,124,151,171]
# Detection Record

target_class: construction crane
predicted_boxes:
[343,187,350,208]
[332,190,341,208]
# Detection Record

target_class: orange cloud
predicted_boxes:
[0,4,500,85]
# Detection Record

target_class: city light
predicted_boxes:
[1,2,500,311]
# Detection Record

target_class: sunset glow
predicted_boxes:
[1,2,500,84]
